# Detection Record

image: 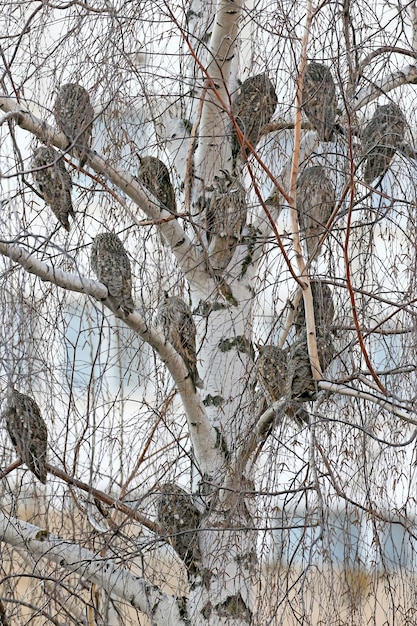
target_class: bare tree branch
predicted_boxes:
[318,381,417,424]
[0,511,187,626]
[0,240,107,299]
[351,64,417,111]
[357,46,417,75]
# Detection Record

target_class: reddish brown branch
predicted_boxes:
[45,463,161,534]
[343,123,386,394]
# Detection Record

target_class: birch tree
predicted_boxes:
[1,0,417,624]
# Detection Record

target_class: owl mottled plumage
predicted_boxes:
[255,345,310,425]
[302,62,337,141]
[232,73,278,165]
[156,293,203,390]
[287,334,317,402]
[296,165,336,259]
[91,233,134,315]
[31,146,74,231]
[256,330,335,426]
[288,330,335,400]
[156,482,201,571]
[54,83,94,167]
[137,156,176,213]
[294,281,335,336]
[4,388,48,483]
[255,345,287,404]
[206,173,247,272]
[362,103,406,183]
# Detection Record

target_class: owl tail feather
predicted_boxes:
[190,368,204,390]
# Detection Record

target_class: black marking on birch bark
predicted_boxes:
[194,300,229,316]
[218,335,253,355]
[203,394,225,407]
[215,593,253,621]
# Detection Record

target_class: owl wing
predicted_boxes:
[177,307,198,367]
[5,391,47,483]
[303,64,337,141]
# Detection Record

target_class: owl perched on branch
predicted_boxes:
[232,73,278,166]
[3,388,48,484]
[54,83,94,167]
[206,173,247,272]
[137,156,176,213]
[155,293,203,390]
[156,482,201,572]
[288,330,335,399]
[256,329,335,427]
[255,345,310,425]
[31,146,74,231]
[293,280,335,336]
[296,165,336,259]
[287,333,317,402]
[302,62,337,142]
[255,345,287,404]
[362,103,406,183]
[90,233,135,315]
